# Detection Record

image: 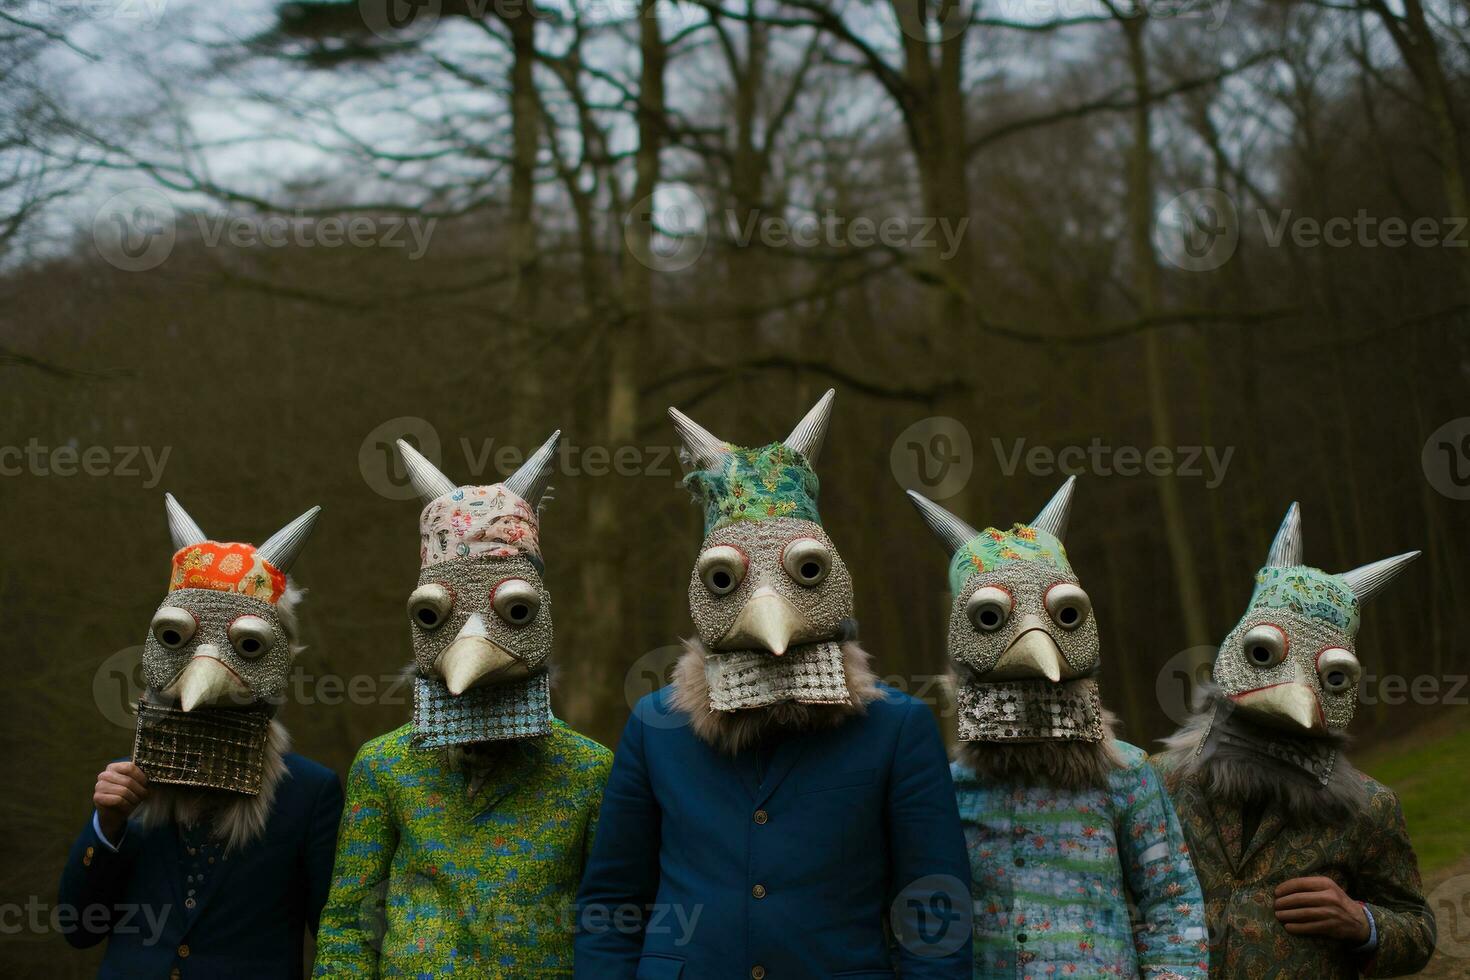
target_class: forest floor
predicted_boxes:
[1360,708,1470,978]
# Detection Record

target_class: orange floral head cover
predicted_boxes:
[168,542,288,604]
[419,484,541,569]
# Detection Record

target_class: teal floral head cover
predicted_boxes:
[1246,565,1360,633]
[684,443,822,533]
[948,524,1071,594]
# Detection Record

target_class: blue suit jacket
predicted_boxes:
[576,683,973,980]
[58,753,342,979]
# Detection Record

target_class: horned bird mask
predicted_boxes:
[137,493,320,795]
[1212,502,1418,737]
[397,432,559,747]
[909,477,1106,743]
[672,390,858,712]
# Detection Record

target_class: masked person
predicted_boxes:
[313,431,611,977]
[576,390,973,980]
[1152,503,1435,978]
[908,478,1208,979]
[59,493,339,979]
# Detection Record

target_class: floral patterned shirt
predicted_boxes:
[313,721,611,978]
[952,741,1209,979]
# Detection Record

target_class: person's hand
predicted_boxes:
[93,762,148,843]
[1273,876,1370,944]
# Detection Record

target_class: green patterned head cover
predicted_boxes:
[684,442,822,533]
[1246,564,1359,634]
[948,523,1072,593]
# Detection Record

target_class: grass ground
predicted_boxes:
[1360,710,1470,978]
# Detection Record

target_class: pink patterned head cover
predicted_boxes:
[419,484,541,568]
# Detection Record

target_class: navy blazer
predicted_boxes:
[576,683,973,980]
[58,753,342,979]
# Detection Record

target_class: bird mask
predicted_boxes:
[1209,502,1417,742]
[908,477,1105,744]
[397,432,559,748]
[671,390,858,713]
[136,493,320,795]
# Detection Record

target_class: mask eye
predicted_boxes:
[151,606,197,649]
[697,545,747,596]
[1241,623,1288,669]
[228,616,275,659]
[492,578,541,627]
[782,537,831,587]
[1317,647,1360,695]
[965,586,1013,632]
[408,583,454,631]
[1044,583,1091,631]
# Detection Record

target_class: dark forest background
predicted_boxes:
[2,0,1469,974]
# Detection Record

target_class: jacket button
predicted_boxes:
[170,970,181,980]
[1017,933,1028,943]
[185,897,197,910]
[177,944,190,958]
[753,809,768,825]
[751,967,766,979]
[83,847,94,867]
[751,884,767,899]
[1014,857,1024,867]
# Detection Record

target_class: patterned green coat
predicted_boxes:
[313,721,611,978]
[1154,758,1435,979]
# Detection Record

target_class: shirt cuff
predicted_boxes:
[92,811,125,852]
[1352,902,1378,954]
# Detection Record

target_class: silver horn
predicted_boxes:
[1266,502,1304,567]
[784,388,836,466]
[256,506,321,573]
[1030,475,1076,542]
[396,438,458,504]
[668,406,730,471]
[1340,551,1420,603]
[503,430,560,508]
[164,493,208,550]
[906,490,979,556]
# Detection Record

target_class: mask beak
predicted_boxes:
[437,613,529,695]
[719,587,805,656]
[1230,678,1327,734]
[988,617,1068,682]
[165,646,250,711]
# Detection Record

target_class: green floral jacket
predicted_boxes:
[313,721,612,978]
[1154,757,1435,979]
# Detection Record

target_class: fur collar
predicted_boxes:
[955,708,1125,792]
[1157,689,1370,822]
[133,720,290,852]
[671,638,881,754]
